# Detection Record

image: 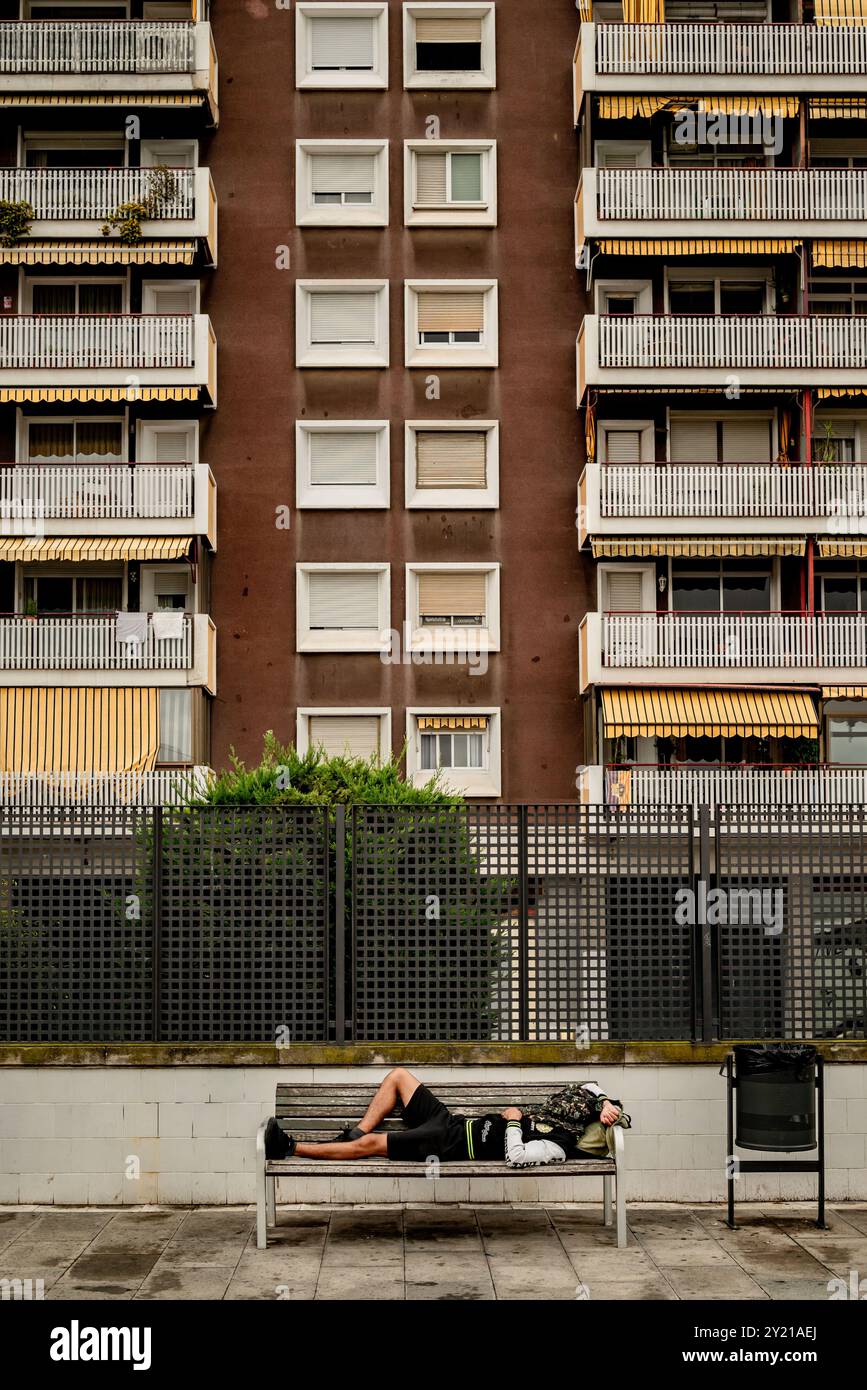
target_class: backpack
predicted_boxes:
[528,1083,631,1137]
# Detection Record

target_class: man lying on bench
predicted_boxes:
[263,1067,629,1167]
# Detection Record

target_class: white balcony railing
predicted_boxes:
[597,168,866,223]
[0,613,193,671]
[0,463,216,544]
[603,612,867,670]
[0,315,194,370]
[610,765,867,810]
[0,21,196,74]
[0,768,213,808]
[595,22,867,77]
[597,464,867,521]
[602,316,867,372]
[0,166,195,221]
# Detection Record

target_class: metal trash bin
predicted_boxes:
[733,1044,818,1152]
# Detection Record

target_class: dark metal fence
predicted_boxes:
[1,804,865,1044]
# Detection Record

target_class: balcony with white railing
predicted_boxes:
[0,463,216,543]
[0,167,218,264]
[0,314,217,404]
[0,767,214,809]
[580,609,867,690]
[574,21,867,108]
[0,20,218,116]
[0,612,215,690]
[576,168,867,255]
[578,763,867,810]
[578,463,867,542]
[577,314,867,398]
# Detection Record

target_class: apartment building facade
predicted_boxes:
[576,0,867,810]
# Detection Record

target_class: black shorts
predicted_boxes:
[386,1083,469,1162]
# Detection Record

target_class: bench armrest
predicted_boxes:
[256,1118,269,1162]
[612,1122,625,1167]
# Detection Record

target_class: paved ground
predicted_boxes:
[2,1203,866,1300]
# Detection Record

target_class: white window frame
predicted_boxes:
[404,278,498,368]
[403,139,496,227]
[599,563,656,613]
[594,280,653,316]
[594,141,652,170]
[296,279,390,368]
[142,279,200,315]
[136,419,200,464]
[296,561,391,652]
[404,419,499,508]
[141,139,199,170]
[598,419,655,465]
[402,3,496,90]
[296,707,392,759]
[664,266,774,315]
[295,140,389,228]
[295,3,389,90]
[406,706,502,797]
[20,129,128,167]
[405,561,500,653]
[665,407,778,463]
[296,420,390,509]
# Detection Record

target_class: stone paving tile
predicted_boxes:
[66,1249,164,1283]
[789,1236,867,1277]
[659,1265,768,1301]
[136,1264,238,1300]
[755,1277,839,1301]
[315,1267,406,1300]
[47,1281,140,1301]
[830,1206,867,1237]
[0,1239,98,1286]
[0,1211,41,1251]
[565,1248,663,1281]
[22,1211,113,1240]
[87,1212,187,1247]
[407,1277,495,1300]
[632,1238,737,1267]
[586,1277,678,1301]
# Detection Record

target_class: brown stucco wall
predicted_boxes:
[204,0,588,800]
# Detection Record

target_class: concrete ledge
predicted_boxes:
[2,1041,867,1067]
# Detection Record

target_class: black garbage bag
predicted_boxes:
[734,1043,817,1083]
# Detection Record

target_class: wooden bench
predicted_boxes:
[256,1082,627,1249]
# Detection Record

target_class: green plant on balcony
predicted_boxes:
[816,420,841,465]
[100,166,179,245]
[0,199,34,248]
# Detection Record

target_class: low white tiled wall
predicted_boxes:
[1,1064,865,1206]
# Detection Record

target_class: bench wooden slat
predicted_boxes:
[264,1159,615,1177]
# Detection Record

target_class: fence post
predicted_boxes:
[150,806,163,1043]
[518,804,530,1041]
[334,804,346,1043]
[697,804,715,1043]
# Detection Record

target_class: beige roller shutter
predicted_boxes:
[415,151,448,205]
[151,430,192,463]
[722,417,772,463]
[310,152,376,196]
[418,570,487,620]
[310,15,376,69]
[309,714,381,759]
[310,430,378,485]
[415,16,483,42]
[416,430,487,487]
[417,291,485,333]
[669,417,718,463]
[310,291,377,344]
[308,571,380,628]
[606,570,644,612]
[603,429,642,464]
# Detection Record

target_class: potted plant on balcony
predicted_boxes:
[100,166,180,246]
[0,199,34,249]
[21,597,38,622]
[816,420,841,465]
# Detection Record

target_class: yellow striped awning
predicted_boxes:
[593,386,789,395]
[598,95,798,119]
[418,715,489,731]
[0,537,192,563]
[0,240,197,267]
[591,537,805,558]
[0,687,159,773]
[816,0,867,23]
[577,0,593,18]
[0,93,203,108]
[0,387,199,404]
[823,686,867,698]
[810,98,867,118]
[622,0,665,20]
[812,240,867,268]
[598,239,796,257]
[601,687,819,739]
[818,538,867,557]
[818,387,867,399]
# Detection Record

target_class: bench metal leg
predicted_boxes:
[255,1121,269,1250]
[602,1174,613,1227]
[267,1174,277,1230]
[613,1126,627,1249]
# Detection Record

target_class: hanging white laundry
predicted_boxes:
[151,609,186,642]
[115,611,148,647]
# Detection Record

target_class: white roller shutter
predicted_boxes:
[309,431,379,485]
[308,571,380,629]
[310,15,376,70]
[310,291,377,344]
[311,152,375,197]
[416,431,487,487]
[309,714,381,759]
[145,286,196,315]
[417,291,485,333]
[417,570,487,621]
[151,430,193,464]
[415,151,448,205]
[722,418,772,463]
[603,429,642,464]
[669,417,718,463]
[606,570,644,612]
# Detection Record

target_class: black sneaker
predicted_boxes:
[264,1117,294,1160]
